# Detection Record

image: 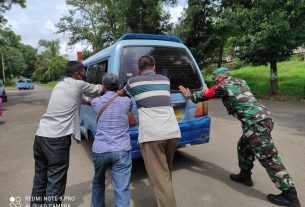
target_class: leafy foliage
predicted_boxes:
[0,0,26,26]
[0,27,21,47]
[174,0,228,68]
[32,39,68,82]
[0,27,37,79]
[223,0,305,95]
[56,0,175,52]
[0,45,27,77]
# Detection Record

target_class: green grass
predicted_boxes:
[205,60,305,99]
[1,77,18,90]
[39,81,58,89]
[4,86,17,90]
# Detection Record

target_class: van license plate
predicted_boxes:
[174,108,182,119]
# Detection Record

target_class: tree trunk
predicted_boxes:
[270,60,278,95]
[217,45,224,68]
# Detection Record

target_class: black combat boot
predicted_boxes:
[230,170,253,186]
[267,187,300,207]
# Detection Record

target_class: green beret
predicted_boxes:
[212,67,230,80]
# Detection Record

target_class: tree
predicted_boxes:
[120,0,174,34]
[38,39,60,58]
[0,27,38,79]
[0,45,27,77]
[56,0,123,51]
[18,44,37,77]
[45,56,67,80]
[56,0,176,52]
[33,39,68,82]
[174,0,223,68]
[0,27,21,47]
[0,0,26,26]
[223,0,305,95]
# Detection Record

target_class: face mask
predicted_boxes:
[80,74,87,81]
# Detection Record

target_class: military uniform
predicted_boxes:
[192,76,294,191]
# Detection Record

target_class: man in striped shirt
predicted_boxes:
[119,55,181,207]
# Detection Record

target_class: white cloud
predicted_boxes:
[168,5,184,23]
[5,16,19,30]
[42,20,56,32]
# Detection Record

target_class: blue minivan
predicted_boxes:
[80,34,211,159]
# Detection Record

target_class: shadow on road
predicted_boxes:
[76,141,266,207]
[78,141,268,206]
[65,181,92,206]
[173,150,267,201]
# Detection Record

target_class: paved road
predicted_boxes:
[0,86,304,207]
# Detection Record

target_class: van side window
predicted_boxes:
[86,61,108,84]
[87,65,96,83]
[95,62,107,84]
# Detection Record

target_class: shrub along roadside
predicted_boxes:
[38,81,58,89]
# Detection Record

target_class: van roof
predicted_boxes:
[116,33,183,43]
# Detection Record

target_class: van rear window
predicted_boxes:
[120,46,202,90]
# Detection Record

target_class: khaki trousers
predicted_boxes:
[140,138,179,207]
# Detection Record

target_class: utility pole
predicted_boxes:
[1,53,5,84]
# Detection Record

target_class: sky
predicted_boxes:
[3,0,187,60]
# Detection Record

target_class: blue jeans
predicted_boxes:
[91,151,132,207]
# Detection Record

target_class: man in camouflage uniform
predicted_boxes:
[179,68,300,207]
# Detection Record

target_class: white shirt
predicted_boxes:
[36,77,102,140]
[137,106,181,143]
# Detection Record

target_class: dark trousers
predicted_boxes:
[30,135,71,206]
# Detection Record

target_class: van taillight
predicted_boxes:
[194,101,208,117]
[128,112,136,126]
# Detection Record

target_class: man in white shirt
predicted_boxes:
[30,61,102,206]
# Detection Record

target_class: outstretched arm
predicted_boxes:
[179,84,224,103]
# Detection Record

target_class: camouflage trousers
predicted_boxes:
[238,118,294,190]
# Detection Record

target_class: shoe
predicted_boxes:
[230,170,253,186]
[267,187,300,207]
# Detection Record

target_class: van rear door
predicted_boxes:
[119,46,205,124]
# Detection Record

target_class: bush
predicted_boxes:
[232,60,243,69]
[3,78,17,87]
[289,54,304,62]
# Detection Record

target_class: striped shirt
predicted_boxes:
[124,70,181,143]
[91,91,132,153]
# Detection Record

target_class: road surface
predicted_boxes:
[0,85,304,207]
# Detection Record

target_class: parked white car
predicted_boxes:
[16,79,34,90]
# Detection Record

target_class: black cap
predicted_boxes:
[66,61,85,74]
